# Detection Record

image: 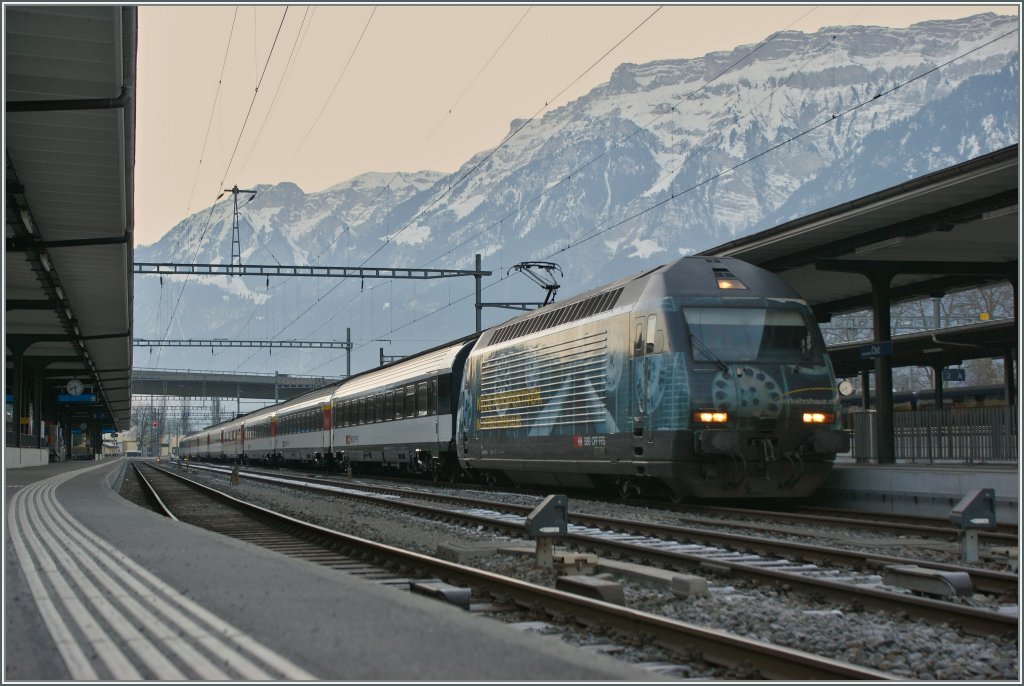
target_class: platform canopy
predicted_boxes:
[700,145,1018,321]
[5,6,136,430]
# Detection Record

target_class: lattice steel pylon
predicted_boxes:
[223,185,257,274]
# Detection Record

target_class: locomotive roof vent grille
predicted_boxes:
[704,257,722,263]
[489,286,623,345]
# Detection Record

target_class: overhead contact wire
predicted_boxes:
[294,6,377,155]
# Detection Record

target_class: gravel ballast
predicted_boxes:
[144,466,1019,680]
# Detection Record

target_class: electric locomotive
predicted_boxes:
[456,256,849,500]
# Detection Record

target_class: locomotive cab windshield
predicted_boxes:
[683,305,824,365]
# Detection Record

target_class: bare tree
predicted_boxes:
[130,401,165,456]
[821,282,1014,394]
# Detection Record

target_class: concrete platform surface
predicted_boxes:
[814,463,1019,524]
[4,459,652,681]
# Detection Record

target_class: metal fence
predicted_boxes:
[850,406,1018,464]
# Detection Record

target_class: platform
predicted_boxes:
[812,462,1019,525]
[4,459,650,681]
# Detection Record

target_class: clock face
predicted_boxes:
[66,379,84,396]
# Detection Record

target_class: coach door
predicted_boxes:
[633,315,658,448]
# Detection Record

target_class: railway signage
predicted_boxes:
[859,341,892,359]
[943,368,967,382]
[58,393,97,403]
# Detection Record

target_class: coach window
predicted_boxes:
[385,390,394,421]
[405,385,416,418]
[376,393,385,423]
[356,398,364,425]
[394,389,403,420]
[417,382,429,417]
[429,379,437,415]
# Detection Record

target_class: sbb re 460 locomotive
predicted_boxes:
[457,256,849,500]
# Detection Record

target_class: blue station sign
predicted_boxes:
[58,393,98,403]
[860,341,892,359]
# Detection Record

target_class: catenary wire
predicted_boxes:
[158,8,291,348]
[423,7,533,143]
[294,6,377,155]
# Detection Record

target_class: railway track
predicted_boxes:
[179,461,1017,638]
[677,503,1018,546]
[128,461,892,680]
[264,464,1018,545]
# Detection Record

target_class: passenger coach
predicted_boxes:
[331,336,476,480]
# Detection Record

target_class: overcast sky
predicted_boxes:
[134,3,1019,246]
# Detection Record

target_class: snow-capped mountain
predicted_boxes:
[135,12,1019,378]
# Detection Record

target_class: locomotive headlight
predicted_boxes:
[716,278,747,290]
[695,410,729,423]
[802,412,834,424]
